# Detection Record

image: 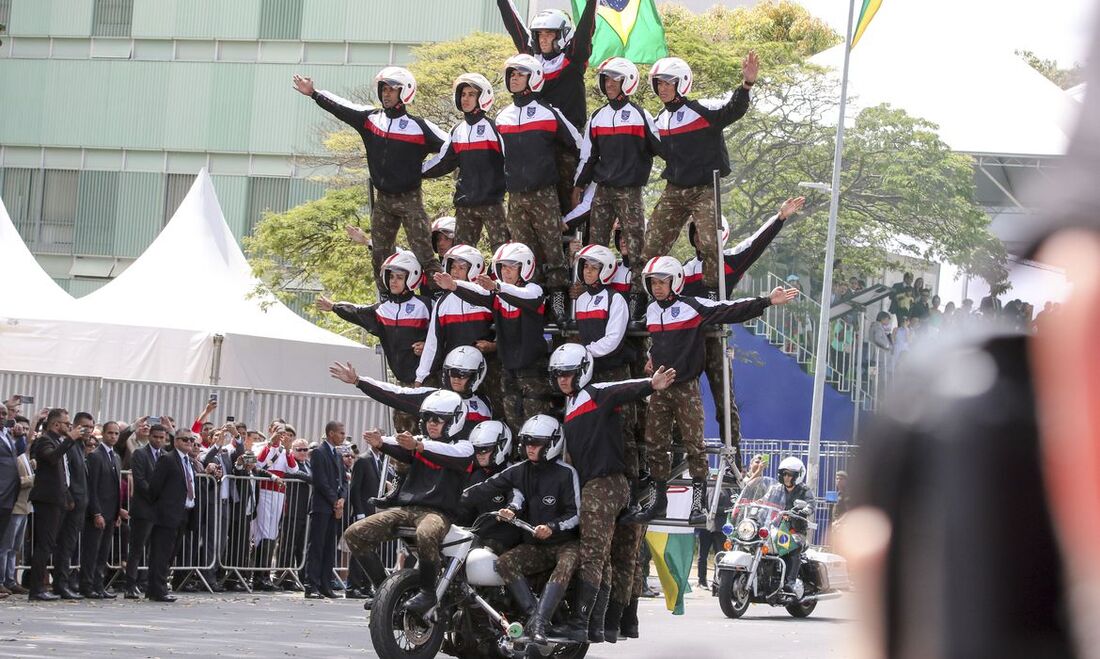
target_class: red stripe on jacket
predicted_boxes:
[498,120,558,134]
[658,116,710,137]
[565,399,598,423]
[647,315,703,333]
[439,311,493,326]
[378,316,430,328]
[592,124,645,138]
[366,120,427,144]
[454,140,502,153]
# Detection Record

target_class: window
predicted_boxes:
[246,177,290,234]
[92,0,134,38]
[38,170,79,252]
[163,173,195,225]
[259,0,303,40]
[1,168,43,245]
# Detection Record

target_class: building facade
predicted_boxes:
[0,0,527,295]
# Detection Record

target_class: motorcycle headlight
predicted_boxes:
[736,519,758,542]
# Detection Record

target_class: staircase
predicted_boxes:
[733,272,889,412]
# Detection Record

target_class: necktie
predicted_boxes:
[184,455,195,500]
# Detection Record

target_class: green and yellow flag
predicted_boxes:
[645,485,695,615]
[572,0,668,65]
[851,0,882,48]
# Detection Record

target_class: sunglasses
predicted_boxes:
[474,446,496,454]
[421,414,449,424]
[294,448,308,453]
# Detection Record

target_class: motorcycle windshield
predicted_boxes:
[729,477,786,528]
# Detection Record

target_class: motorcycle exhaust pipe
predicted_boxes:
[802,592,843,603]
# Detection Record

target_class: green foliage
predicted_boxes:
[1016,49,1084,90]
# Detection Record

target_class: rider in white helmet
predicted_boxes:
[461,414,582,645]
[641,50,760,302]
[292,67,448,292]
[456,421,522,556]
[348,391,475,617]
[495,0,598,130]
[776,456,815,596]
[573,56,662,326]
[316,251,430,434]
[423,73,510,251]
[496,56,582,325]
[434,242,553,435]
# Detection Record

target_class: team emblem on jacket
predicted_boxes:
[406,303,415,313]
[527,106,537,118]
[399,118,409,129]
[542,495,556,505]
[676,110,685,121]
[477,124,485,136]
[671,307,680,318]
[621,109,631,121]
[469,401,479,410]
[593,295,603,305]
[492,495,505,504]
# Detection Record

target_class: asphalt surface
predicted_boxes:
[0,583,857,658]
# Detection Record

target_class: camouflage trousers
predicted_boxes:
[632,524,650,598]
[555,148,580,215]
[507,186,569,288]
[588,185,647,291]
[394,381,418,434]
[372,188,443,289]
[578,473,629,588]
[500,364,555,438]
[703,333,742,456]
[627,336,650,468]
[483,351,505,430]
[496,540,579,586]
[645,379,709,481]
[455,203,509,252]
[343,505,451,566]
[593,365,640,480]
[643,183,720,290]
[600,519,644,605]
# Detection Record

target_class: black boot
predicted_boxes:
[549,288,569,327]
[554,581,600,644]
[688,478,708,526]
[626,481,667,524]
[505,578,538,621]
[704,287,719,302]
[604,599,625,643]
[628,292,648,328]
[529,581,566,644]
[618,596,640,639]
[403,558,439,617]
[587,584,611,643]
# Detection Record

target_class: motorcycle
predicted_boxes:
[368,512,589,659]
[713,476,850,619]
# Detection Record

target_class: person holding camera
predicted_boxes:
[250,424,298,591]
[26,408,83,600]
[50,411,93,598]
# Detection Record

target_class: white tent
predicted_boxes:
[1,171,381,394]
[0,196,74,317]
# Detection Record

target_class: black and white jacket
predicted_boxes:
[332,292,432,384]
[682,213,785,298]
[562,379,654,486]
[574,283,632,372]
[647,295,770,381]
[496,94,581,193]
[311,90,447,194]
[462,458,581,545]
[415,291,494,384]
[353,377,493,442]
[452,279,547,371]
[574,97,662,189]
[654,88,751,188]
[378,435,473,518]
[422,111,507,207]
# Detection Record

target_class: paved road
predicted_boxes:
[0,586,856,658]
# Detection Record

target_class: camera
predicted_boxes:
[148,416,161,426]
[226,415,236,422]
[18,395,34,405]
[242,451,257,467]
[3,419,14,429]
[209,392,219,404]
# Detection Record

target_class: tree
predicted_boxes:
[1017,49,1084,90]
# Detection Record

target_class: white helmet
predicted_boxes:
[442,345,487,393]
[379,250,423,292]
[492,242,537,283]
[642,256,686,297]
[468,420,513,467]
[419,390,466,440]
[375,66,418,105]
[504,54,545,93]
[574,244,618,285]
[778,456,807,485]
[442,244,485,281]
[453,72,495,113]
[597,57,640,97]
[549,343,594,392]
[431,216,456,252]
[518,414,564,462]
[649,57,693,98]
[528,9,574,52]
[688,215,730,250]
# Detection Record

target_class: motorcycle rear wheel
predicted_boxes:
[717,571,751,619]
[785,599,818,618]
[368,568,446,659]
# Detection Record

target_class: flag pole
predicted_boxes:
[806,0,858,491]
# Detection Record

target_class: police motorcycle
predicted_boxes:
[714,476,850,619]
[368,511,589,659]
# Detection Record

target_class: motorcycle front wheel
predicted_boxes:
[785,599,818,618]
[368,568,446,659]
[717,571,751,619]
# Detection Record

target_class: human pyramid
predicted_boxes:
[302,0,803,645]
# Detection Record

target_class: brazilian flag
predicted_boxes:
[773,519,798,557]
[572,0,669,65]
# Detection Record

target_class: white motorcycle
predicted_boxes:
[368,512,589,659]
[714,476,850,619]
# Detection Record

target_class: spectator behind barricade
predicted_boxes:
[276,438,313,591]
[120,415,151,469]
[251,424,299,591]
[0,406,18,595]
[0,426,33,596]
[833,470,851,522]
[890,272,914,321]
[52,412,94,597]
[123,423,169,599]
[190,397,219,446]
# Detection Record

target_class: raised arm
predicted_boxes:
[496,0,532,53]
[354,376,435,416]
[452,278,495,308]
[566,0,599,64]
[589,377,655,409]
[294,74,375,130]
[331,302,383,337]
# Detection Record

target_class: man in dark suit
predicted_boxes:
[304,422,347,599]
[26,409,81,601]
[145,429,198,602]
[124,424,168,599]
[346,444,384,599]
[50,411,93,598]
[0,411,20,554]
[201,425,243,590]
[277,438,312,590]
[80,420,123,598]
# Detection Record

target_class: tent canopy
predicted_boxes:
[0,196,74,317]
